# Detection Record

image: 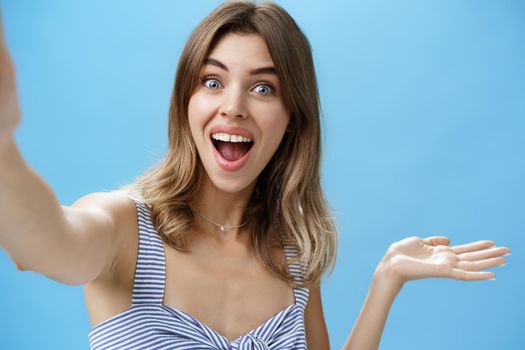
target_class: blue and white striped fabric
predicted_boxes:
[88,199,310,350]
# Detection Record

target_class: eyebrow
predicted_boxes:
[204,57,278,76]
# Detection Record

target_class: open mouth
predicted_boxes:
[211,137,254,162]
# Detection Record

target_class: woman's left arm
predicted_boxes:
[339,236,511,350]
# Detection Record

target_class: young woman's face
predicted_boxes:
[188,32,290,193]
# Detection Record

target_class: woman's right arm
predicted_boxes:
[0,11,121,286]
[0,138,122,286]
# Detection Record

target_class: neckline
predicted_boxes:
[158,238,300,344]
[160,302,298,344]
[133,199,304,344]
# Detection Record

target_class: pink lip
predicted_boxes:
[209,125,255,141]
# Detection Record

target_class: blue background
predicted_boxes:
[0,0,523,349]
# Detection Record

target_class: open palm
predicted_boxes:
[382,236,510,284]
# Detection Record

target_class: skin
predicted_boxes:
[184,32,511,348]
[337,237,510,350]
[0,12,20,141]
[0,12,511,349]
[187,32,290,243]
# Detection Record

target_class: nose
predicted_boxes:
[218,85,248,120]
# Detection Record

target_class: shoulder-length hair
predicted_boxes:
[121,0,338,288]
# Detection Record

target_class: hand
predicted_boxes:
[375,236,511,287]
[0,10,21,141]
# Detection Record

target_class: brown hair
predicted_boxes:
[120,0,338,288]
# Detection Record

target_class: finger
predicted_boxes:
[0,11,8,59]
[450,268,495,281]
[458,246,510,261]
[457,256,506,271]
[451,240,495,254]
[423,236,450,246]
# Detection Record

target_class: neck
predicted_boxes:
[191,173,256,243]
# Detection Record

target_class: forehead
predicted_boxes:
[204,32,275,70]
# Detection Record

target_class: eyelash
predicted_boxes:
[201,74,276,96]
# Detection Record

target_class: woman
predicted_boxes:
[0,1,510,349]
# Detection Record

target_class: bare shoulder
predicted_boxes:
[70,189,139,283]
[78,190,142,327]
[305,281,331,350]
[71,189,135,216]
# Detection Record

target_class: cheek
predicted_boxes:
[258,105,290,151]
[266,104,290,133]
[188,94,215,140]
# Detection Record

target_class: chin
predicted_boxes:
[207,173,256,194]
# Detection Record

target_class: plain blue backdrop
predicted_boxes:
[0,0,523,349]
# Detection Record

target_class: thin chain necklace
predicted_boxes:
[191,207,248,231]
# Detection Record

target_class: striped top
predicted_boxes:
[88,198,310,350]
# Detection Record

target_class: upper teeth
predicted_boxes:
[211,133,253,143]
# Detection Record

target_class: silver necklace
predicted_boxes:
[191,207,248,231]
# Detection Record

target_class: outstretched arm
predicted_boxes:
[0,11,121,285]
[340,236,510,350]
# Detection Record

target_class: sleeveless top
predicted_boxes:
[88,198,310,349]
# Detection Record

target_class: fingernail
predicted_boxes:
[489,278,496,281]
[504,253,511,256]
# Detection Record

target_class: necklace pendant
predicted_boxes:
[220,226,225,231]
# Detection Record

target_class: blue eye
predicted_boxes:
[253,83,274,96]
[201,75,276,96]
[202,76,222,89]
